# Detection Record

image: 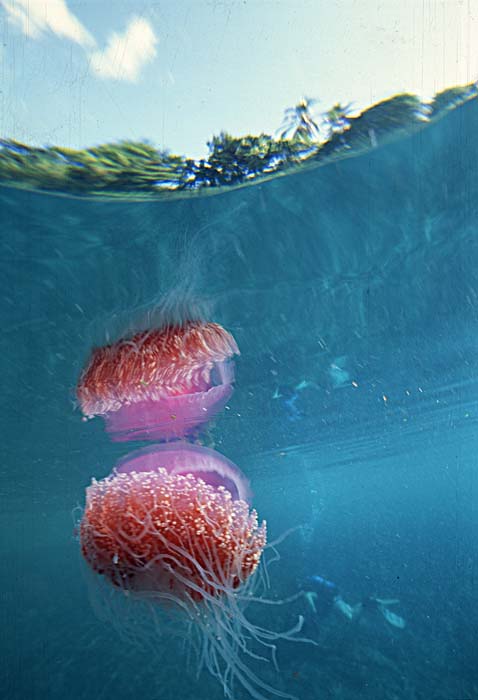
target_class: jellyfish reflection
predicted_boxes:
[80,444,302,699]
[77,321,239,441]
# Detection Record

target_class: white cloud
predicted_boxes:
[1,0,94,46]
[90,17,158,82]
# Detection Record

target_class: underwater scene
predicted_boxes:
[2,89,478,700]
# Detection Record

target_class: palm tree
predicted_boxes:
[280,98,321,143]
[322,102,353,139]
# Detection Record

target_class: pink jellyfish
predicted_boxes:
[77,321,239,441]
[79,443,304,699]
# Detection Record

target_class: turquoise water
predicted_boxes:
[1,99,477,700]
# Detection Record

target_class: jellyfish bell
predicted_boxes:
[76,320,239,441]
[115,442,252,503]
[79,446,304,700]
[101,372,234,442]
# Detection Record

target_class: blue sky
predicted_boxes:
[1,0,477,158]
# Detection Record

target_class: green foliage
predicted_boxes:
[0,84,476,199]
[203,132,305,185]
[322,103,353,138]
[342,94,426,149]
[0,139,187,193]
[429,82,478,117]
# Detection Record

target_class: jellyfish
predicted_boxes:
[79,443,303,699]
[76,321,239,441]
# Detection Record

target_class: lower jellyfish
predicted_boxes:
[76,320,239,441]
[79,444,304,699]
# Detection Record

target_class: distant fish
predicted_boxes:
[328,356,350,388]
[273,380,314,421]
